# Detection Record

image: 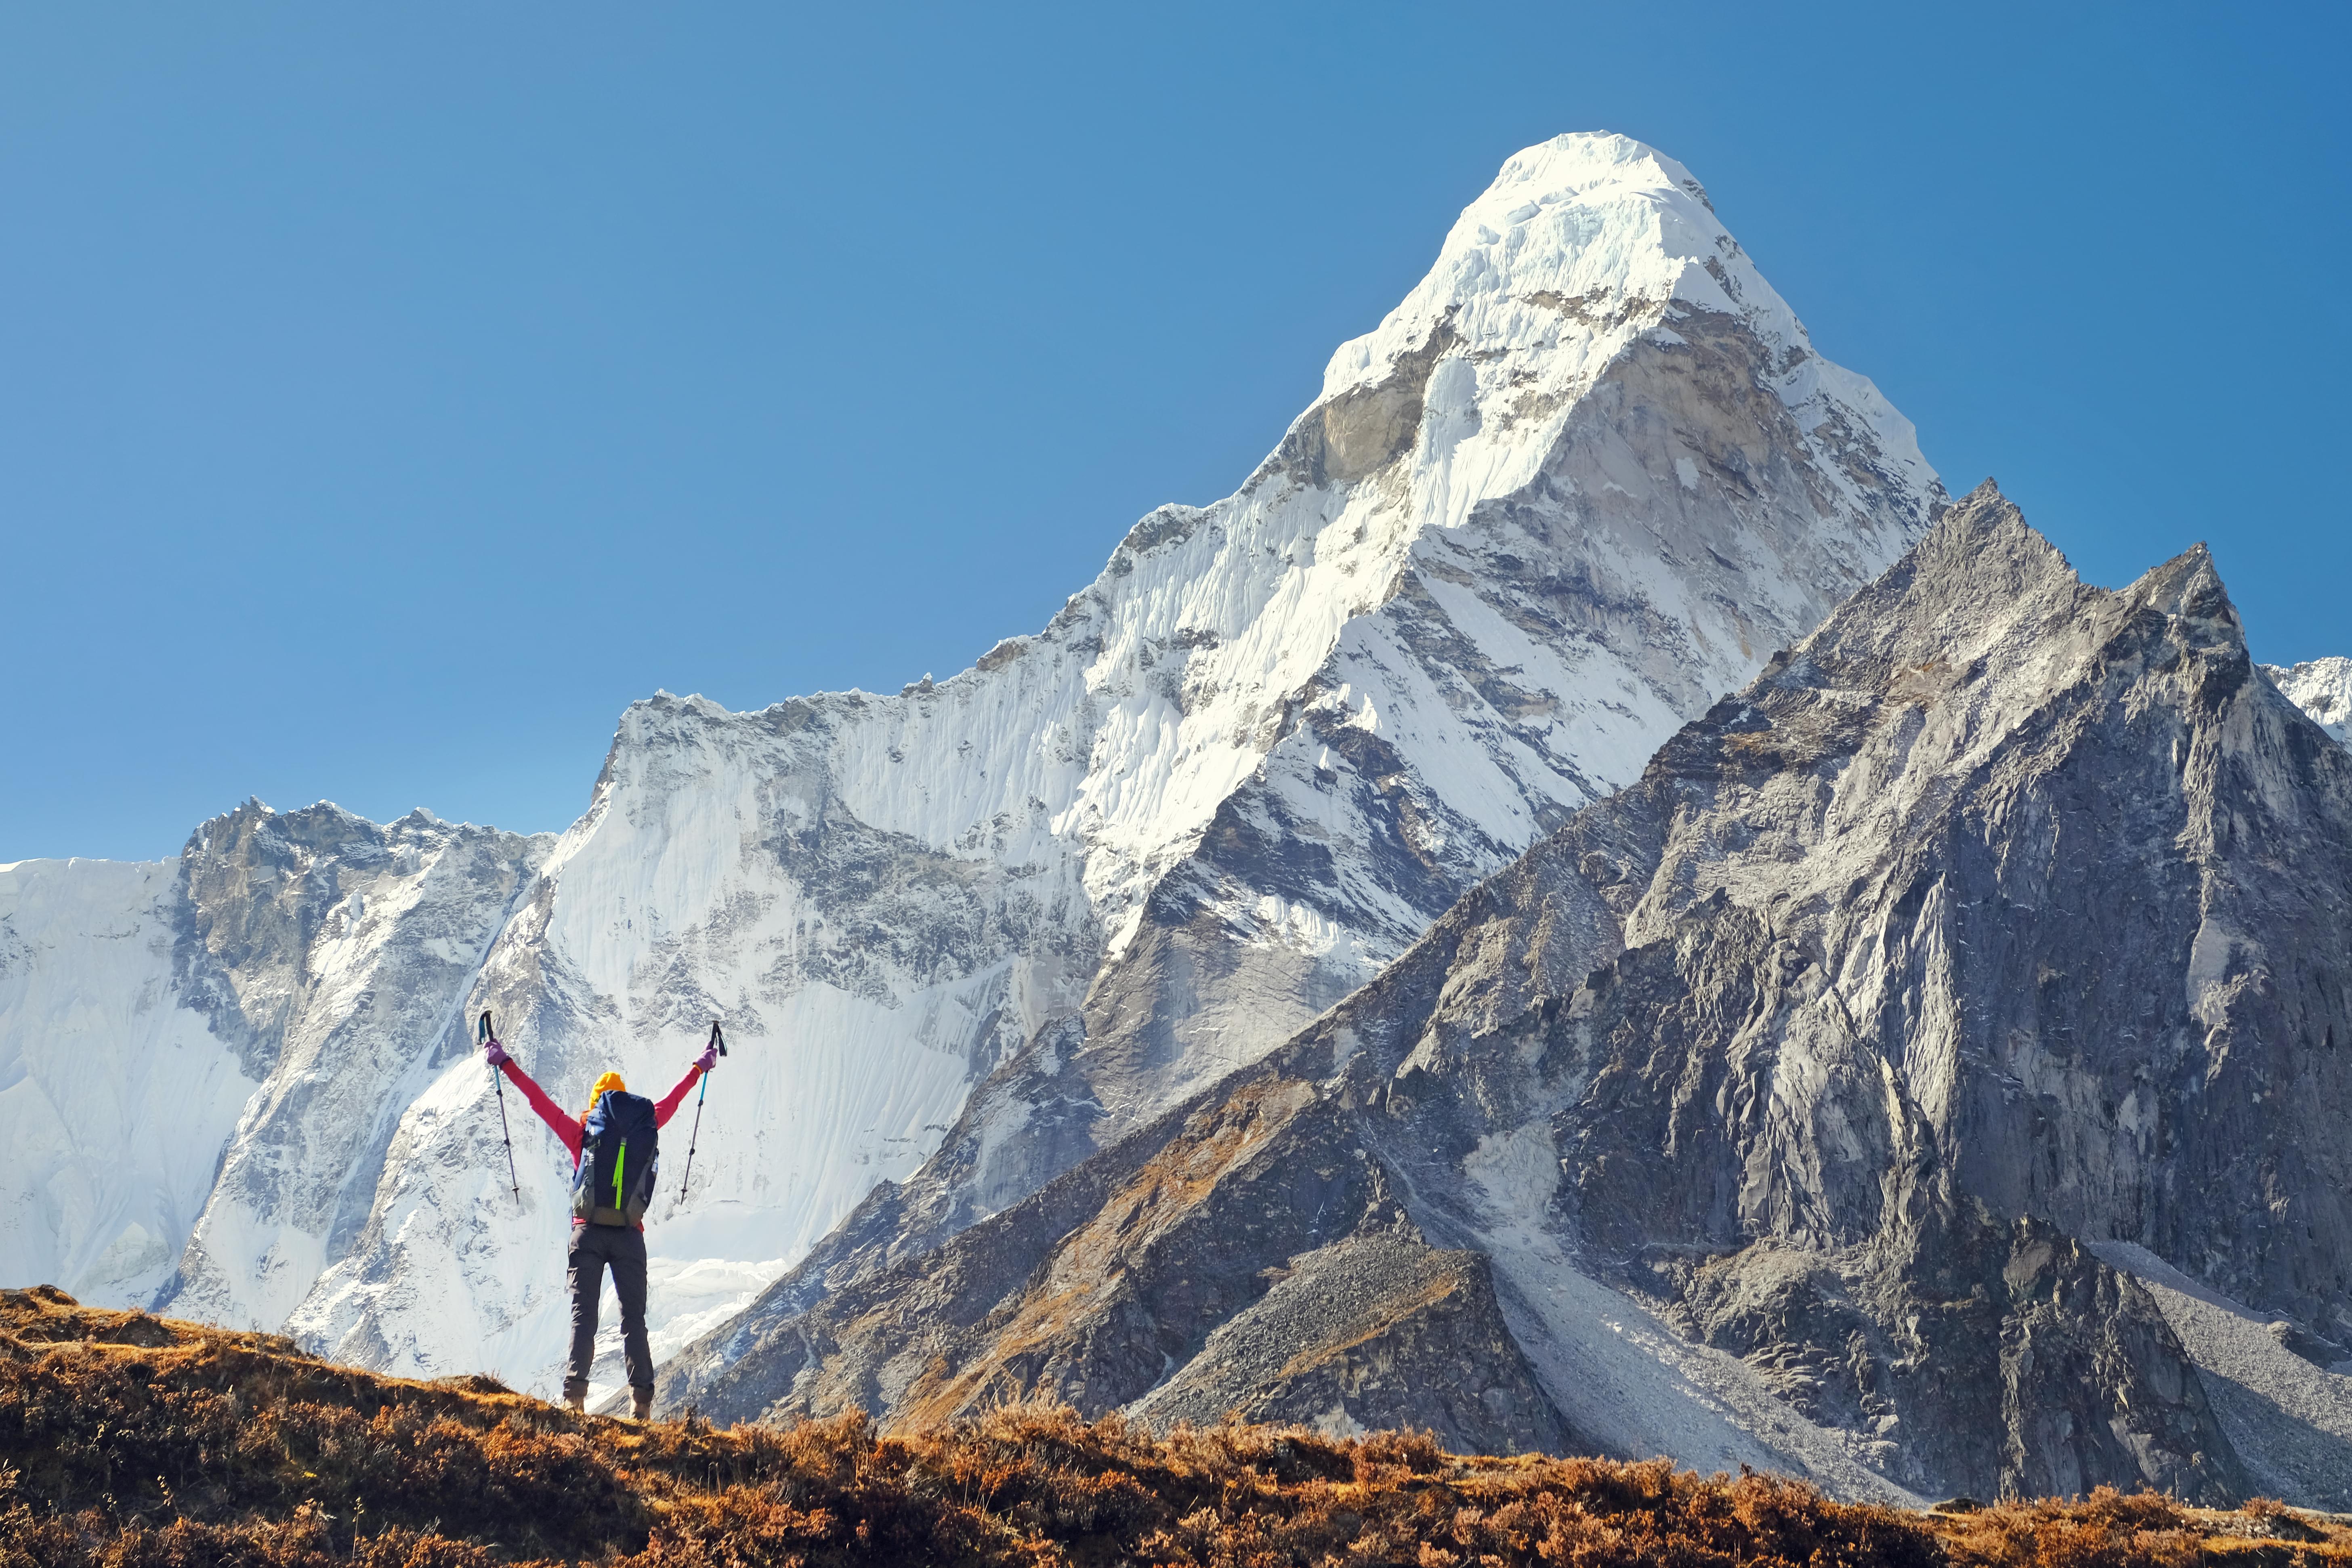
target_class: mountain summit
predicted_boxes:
[17,133,1941,1402]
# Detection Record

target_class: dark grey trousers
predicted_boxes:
[565,1222,652,1398]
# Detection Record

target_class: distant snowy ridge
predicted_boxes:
[0,858,248,1308]
[0,807,548,1320]
[2268,657,2352,748]
[162,805,551,1336]
[4,134,1939,1404]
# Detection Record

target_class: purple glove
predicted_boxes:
[484,1039,510,1070]
[696,1045,718,1073]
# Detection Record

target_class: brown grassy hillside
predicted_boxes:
[0,1285,2344,1567]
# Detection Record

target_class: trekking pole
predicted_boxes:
[481,1011,520,1203]
[678,1019,726,1207]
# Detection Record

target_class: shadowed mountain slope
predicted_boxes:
[662,485,2352,1509]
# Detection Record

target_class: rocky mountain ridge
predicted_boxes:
[657,485,2352,1509]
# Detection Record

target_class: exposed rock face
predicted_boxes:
[2088,1240,2352,1509]
[1130,1231,1580,1457]
[160,804,552,1332]
[667,486,2352,1505]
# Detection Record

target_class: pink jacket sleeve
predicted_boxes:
[498,1058,584,1163]
[653,1062,708,1129]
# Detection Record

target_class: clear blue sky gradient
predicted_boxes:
[4,3,2345,861]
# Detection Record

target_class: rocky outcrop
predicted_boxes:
[161,803,551,1333]
[667,485,2352,1505]
[1130,1230,1579,1456]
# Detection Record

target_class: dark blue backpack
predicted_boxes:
[574,1089,659,1226]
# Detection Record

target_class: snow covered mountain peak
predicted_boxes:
[12,136,1945,1406]
[1325,133,1718,395]
[645,143,1947,1407]
[1318,131,1930,539]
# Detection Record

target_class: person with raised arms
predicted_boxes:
[480,1019,717,1419]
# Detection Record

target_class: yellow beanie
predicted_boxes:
[586,1071,626,1117]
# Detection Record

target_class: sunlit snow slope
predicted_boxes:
[0,859,250,1308]
[7,134,1941,1402]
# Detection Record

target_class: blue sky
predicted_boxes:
[4,3,2344,861]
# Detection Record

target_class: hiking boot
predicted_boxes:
[563,1384,587,1416]
[631,1387,653,1422]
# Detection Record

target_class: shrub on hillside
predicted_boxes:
[0,1288,2342,1568]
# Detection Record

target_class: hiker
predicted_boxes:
[480,1033,718,1419]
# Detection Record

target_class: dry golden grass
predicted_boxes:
[0,1285,2344,1567]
